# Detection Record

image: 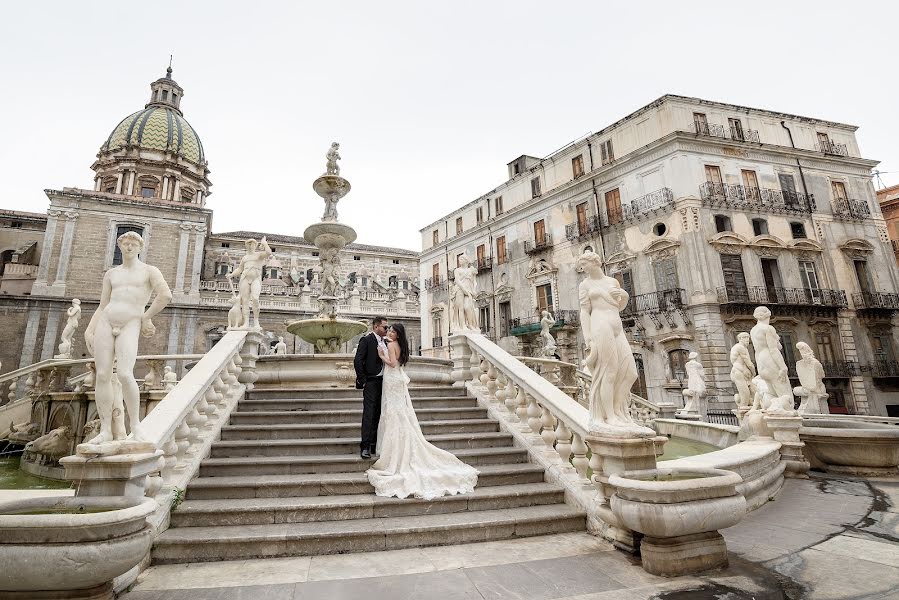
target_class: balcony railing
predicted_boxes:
[524,234,553,255]
[621,288,687,319]
[477,257,493,274]
[816,140,849,157]
[729,127,760,143]
[432,336,444,348]
[690,121,728,139]
[717,286,847,308]
[853,291,899,311]
[602,188,675,227]
[424,277,447,292]
[832,198,871,220]
[869,360,899,378]
[700,182,815,214]
[821,360,859,378]
[509,309,579,334]
[565,215,601,241]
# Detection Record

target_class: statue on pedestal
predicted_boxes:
[163,366,178,392]
[450,254,479,333]
[80,232,172,455]
[793,342,828,415]
[274,336,288,355]
[320,247,341,298]
[539,310,557,356]
[325,142,341,176]
[729,332,756,407]
[227,293,243,329]
[750,306,795,415]
[678,352,705,416]
[576,250,653,436]
[227,237,272,330]
[55,298,82,359]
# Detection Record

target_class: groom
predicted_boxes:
[354,316,388,459]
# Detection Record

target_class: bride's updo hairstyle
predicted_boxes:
[389,323,410,366]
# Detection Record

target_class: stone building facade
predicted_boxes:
[420,94,899,417]
[877,183,899,268]
[0,68,420,376]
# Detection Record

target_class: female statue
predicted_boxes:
[576,250,652,435]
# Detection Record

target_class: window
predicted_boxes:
[353,255,361,261]
[456,253,464,268]
[140,187,155,198]
[741,169,759,191]
[613,269,634,312]
[432,315,442,342]
[456,217,463,235]
[714,214,731,232]
[752,218,768,236]
[0,249,14,276]
[669,349,689,381]
[831,181,848,201]
[306,268,313,281]
[576,202,588,235]
[705,165,723,184]
[815,332,836,364]
[572,155,585,179]
[162,90,168,101]
[779,173,798,207]
[653,222,666,236]
[432,230,439,245]
[432,263,440,284]
[10,221,22,229]
[872,332,895,362]
[479,305,490,333]
[392,259,400,265]
[632,353,647,399]
[536,283,553,313]
[653,257,679,292]
[496,235,507,264]
[605,188,622,225]
[600,140,614,165]
[216,262,231,276]
[760,258,783,300]
[495,196,504,215]
[729,118,745,141]
[531,177,542,198]
[499,301,511,337]
[388,275,397,288]
[312,251,319,257]
[817,132,830,146]
[720,254,747,297]
[854,260,872,294]
[779,331,798,371]
[112,225,144,266]
[790,222,807,239]
[106,186,116,193]
[799,261,822,303]
[476,207,483,225]
[693,112,708,129]
[533,219,546,245]
[221,242,230,248]
[476,244,486,267]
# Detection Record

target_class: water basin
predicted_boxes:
[657,436,718,462]
[0,457,72,490]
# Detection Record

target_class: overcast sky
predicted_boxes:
[1,1,897,252]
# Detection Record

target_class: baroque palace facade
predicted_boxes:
[0,68,421,374]
[420,94,899,418]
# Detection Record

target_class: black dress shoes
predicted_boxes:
[361,448,371,459]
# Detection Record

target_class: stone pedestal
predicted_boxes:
[733,405,750,425]
[586,434,667,552]
[60,451,164,498]
[237,330,264,391]
[764,413,809,478]
[449,335,472,388]
[657,404,678,420]
[640,531,729,577]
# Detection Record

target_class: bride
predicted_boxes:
[366,323,479,500]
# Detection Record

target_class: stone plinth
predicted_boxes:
[61,451,163,498]
[764,414,809,478]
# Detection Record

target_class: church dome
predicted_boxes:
[102,106,205,165]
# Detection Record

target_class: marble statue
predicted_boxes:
[55,298,82,359]
[450,253,479,332]
[274,336,288,355]
[227,236,272,330]
[320,247,341,297]
[325,142,341,176]
[539,310,557,356]
[227,292,243,329]
[730,332,756,407]
[576,250,652,436]
[81,231,172,454]
[793,342,828,415]
[749,306,795,415]
[162,366,178,392]
[679,352,705,416]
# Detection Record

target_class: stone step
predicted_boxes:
[247,386,468,400]
[237,396,478,412]
[184,463,546,500]
[199,447,529,477]
[170,482,564,527]
[219,419,499,441]
[228,407,489,425]
[210,432,515,458]
[152,504,586,564]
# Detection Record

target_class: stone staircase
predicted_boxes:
[152,383,586,563]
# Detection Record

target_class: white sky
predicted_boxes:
[1,1,897,252]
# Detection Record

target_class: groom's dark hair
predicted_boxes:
[372,316,387,327]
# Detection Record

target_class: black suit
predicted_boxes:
[354,332,384,452]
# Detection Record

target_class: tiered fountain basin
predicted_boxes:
[610,467,746,577]
[0,495,156,598]
[800,418,899,476]
[286,317,368,354]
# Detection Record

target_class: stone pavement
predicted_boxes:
[122,475,899,600]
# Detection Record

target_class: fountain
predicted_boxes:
[287,142,367,352]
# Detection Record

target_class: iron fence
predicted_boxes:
[700,182,815,214]
[832,198,871,220]
[717,286,846,308]
[706,409,739,426]
[524,234,554,255]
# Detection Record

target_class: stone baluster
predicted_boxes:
[526,392,542,435]
[173,420,192,473]
[198,390,215,433]
[7,377,18,404]
[554,419,572,466]
[24,372,36,398]
[238,331,263,392]
[494,372,507,405]
[540,405,556,447]
[469,349,481,386]
[515,386,528,425]
[186,406,205,453]
[161,438,179,483]
[504,380,518,416]
[485,362,497,401]
[213,374,228,407]
[571,432,590,482]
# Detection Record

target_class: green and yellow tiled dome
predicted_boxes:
[102,106,205,165]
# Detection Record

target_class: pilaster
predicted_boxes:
[40,308,62,360]
[48,211,79,296]
[188,225,206,302]
[173,223,192,299]
[32,209,61,293]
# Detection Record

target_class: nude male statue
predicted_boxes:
[730,332,756,407]
[83,232,172,448]
[227,237,272,330]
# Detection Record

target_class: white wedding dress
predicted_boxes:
[366,364,479,500]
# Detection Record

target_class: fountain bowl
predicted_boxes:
[304,221,356,248]
[800,418,899,476]
[0,495,157,597]
[287,316,368,354]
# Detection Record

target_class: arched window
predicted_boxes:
[668,349,690,383]
[306,268,313,282]
[389,275,398,288]
[112,225,145,265]
[348,272,357,285]
[0,249,14,276]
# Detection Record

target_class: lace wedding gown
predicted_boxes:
[366,365,479,500]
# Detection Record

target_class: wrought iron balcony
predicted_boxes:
[634,288,687,313]
[602,188,675,227]
[432,336,444,348]
[832,198,871,220]
[565,215,601,241]
[729,127,760,143]
[869,359,899,378]
[853,291,899,312]
[524,234,553,255]
[690,121,728,139]
[821,360,859,378]
[717,286,847,309]
[424,277,446,292]
[509,309,579,335]
[816,140,849,157]
[477,257,493,274]
[700,182,815,214]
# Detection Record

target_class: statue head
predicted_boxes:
[688,351,699,361]
[575,250,603,274]
[457,253,471,267]
[753,305,771,322]
[331,142,339,151]
[797,341,814,359]
[278,336,284,343]
[164,366,172,374]
[245,239,259,252]
[737,332,750,345]
[116,231,144,260]
[71,298,81,306]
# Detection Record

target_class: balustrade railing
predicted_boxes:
[432,336,444,348]
[633,288,686,313]
[524,234,554,254]
[729,127,760,143]
[509,309,579,332]
[853,291,899,311]
[816,140,849,156]
[868,359,899,378]
[717,286,846,308]
[477,257,493,273]
[832,198,871,220]
[700,182,815,214]
[622,187,674,220]
[565,215,601,241]
[821,360,858,378]
[690,121,728,139]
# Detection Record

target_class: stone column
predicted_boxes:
[40,307,62,360]
[51,212,79,292]
[173,178,181,201]
[115,172,124,194]
[126,171,136,196]
[161,176,170,200]
[188,225,206,299]
[33,209,61,288]
[764,414,810,478]
[173,223,193,296]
